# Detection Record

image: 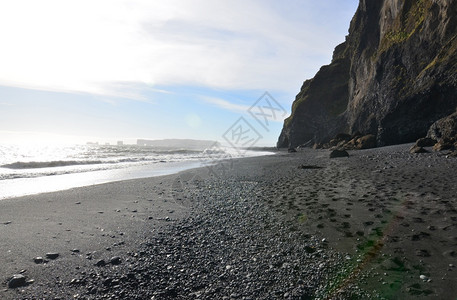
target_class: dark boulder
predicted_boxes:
[330,149,349,158]
[8,274,26,289]
[427,112,457,141]
[110,256,122,265]
[34,257,45,264]
[46,252,59,260]
[312,143,323,150]
[433,138,455,151]
[95,259,106,267]
[410,146,429,154]
[356,134,377,150]
[415,137,437,147]
[448,151,457,157]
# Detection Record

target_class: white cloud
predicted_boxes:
[0,0,355,98]
[200,96,287,124]
[201,97,251,114]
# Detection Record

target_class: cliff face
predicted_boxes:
[278,0,457,148]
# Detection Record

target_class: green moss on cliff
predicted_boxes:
[284,82,311,127]
[284,58,350,129]
[377,0,433,57]
[419,35,457,76]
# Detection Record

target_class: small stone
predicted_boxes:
[71,249,80,253]
[420,274,428,281]
[110,256,122,265]
[95,259,106,267]
[34,257,44,264]
[8,274,26,289]
[415,249,431,257]
[330,149,349,158]
[46,252,59,260]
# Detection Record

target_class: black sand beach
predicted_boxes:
[1,144,457,299]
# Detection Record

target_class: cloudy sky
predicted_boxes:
[0,0,358,146]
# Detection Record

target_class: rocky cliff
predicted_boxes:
[278,0,457,148]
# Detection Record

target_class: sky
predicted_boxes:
[0,0,359,146]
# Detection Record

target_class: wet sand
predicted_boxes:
[1,144,456,299]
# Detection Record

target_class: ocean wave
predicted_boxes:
[1,160,106,169]
[1,157,158,169]
[151,149,204,155]
[0,151,207,170]
[0,166,111,180]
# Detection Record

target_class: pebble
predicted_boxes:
[34,257,44,264]
[11,163,395,299]
[95,259,106,267]
[110,256,122,265]
[8,274,27,289]
[46,252,59,260]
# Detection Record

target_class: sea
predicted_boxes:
[0,143,273,200]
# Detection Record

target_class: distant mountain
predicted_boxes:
[137,139,219,150]
[278,0,457,148]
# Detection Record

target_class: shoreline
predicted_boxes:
[0,150,277,200]
[1,144,457,299]
[0,160,206,201]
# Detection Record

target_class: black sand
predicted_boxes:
[1,144,457,299]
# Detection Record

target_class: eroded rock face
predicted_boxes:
[408,111,457,152]
[313,133,376,150]
[278,0,457,149]
[427,111,457,141]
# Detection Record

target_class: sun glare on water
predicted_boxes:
[0,131,104,147]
